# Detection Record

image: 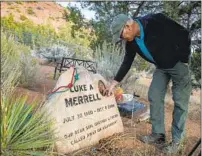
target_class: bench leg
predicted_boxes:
[188,139,201,156]
[53,66,57,80]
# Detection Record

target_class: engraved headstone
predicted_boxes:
[44,67,124,154]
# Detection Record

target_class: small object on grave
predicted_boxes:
[98,80,107,96]
[122,94,133,102]
[114,87,124,103]
[117,94,145,117]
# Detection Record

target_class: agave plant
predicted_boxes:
[1,95,55,156]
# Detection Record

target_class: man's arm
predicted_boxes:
[114,41,136,82]
[105,41,136,96]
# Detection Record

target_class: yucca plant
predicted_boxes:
[1,95,56,156]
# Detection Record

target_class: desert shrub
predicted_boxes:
[1,14,96,51]
[190,50,201,88]
[1,14,57,48]
[16,8,21,13]
[1,33,23,95]
[20,14,28,21]
[94,41,124,80]
[19,53,39,88]
[8,6,15,10]
[1,32,38,90]
[27,7,35,15]
[75,47,94,60]
[6,2,13,5]
[32,43,75,62]
[15,1,23,4]
[57,22,96,48]
[49,16,55,20]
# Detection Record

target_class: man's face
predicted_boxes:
[120,20,136,41]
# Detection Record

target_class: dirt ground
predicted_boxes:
[14,64,201,156]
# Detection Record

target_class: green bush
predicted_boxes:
[190,50,201,88]
[16,8,21,13]
[2,14,95,50]
[49,16,55,20]
[6,2,13,5]
[19,52,39,88]
[27,7,35,15]
[15,1,23,4]
[1,32,24,95]
[1,32,38,90]
[1,15,57,48]
[8,6,15,10]
[20,14,28,21]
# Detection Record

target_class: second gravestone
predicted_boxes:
[44,67,124,154]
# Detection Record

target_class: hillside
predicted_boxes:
[1,1,69,31]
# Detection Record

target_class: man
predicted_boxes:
[106,13,192,153]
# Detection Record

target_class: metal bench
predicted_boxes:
[54,57,97,79]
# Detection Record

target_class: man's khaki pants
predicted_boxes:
[148,61,192,143]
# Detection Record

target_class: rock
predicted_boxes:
[43,67,124,154]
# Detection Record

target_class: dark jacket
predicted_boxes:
[114,13,191,82]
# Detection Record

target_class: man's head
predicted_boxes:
[111,14,140,43]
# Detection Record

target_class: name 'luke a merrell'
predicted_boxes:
[64,84,102,107]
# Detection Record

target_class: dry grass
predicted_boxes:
[67,133,138,156]
[65,131,190,156]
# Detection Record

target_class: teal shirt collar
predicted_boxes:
[134,19,144,40]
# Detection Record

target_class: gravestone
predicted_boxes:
[44,67,124,154]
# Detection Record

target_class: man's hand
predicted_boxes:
[104,80,119,96]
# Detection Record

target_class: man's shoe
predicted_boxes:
[139,133,165,144]
[162,141,183,154]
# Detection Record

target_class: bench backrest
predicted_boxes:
[61,57,97,73]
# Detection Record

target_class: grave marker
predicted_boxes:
[44,67,124,154]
